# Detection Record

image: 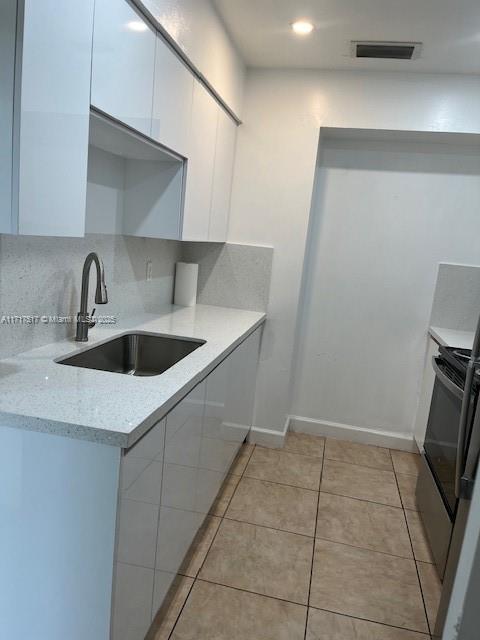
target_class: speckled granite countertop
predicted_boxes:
[429,326,474,349]
[0,305,265,447]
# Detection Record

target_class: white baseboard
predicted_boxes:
[288,415,418,452]
[249,418,288,448]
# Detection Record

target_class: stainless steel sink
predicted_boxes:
[57,332,205,376]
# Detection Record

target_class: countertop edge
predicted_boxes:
[1,313,266,448]
[429,326,475,349]
[0,413,130,447]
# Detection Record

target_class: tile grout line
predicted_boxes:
[319,488,402,509]
[244,472,323,492]
[324,456,394,474]
[197,576,308,607]
[193,577,430,637]
[164,440,428,639]
[166,442,256,640]
[389,449,432,638]
[258,442,325,461]
[235,473,320,495]
[308,604,431,637]
[318,488,405,510]
[303,448,325,640]
[313,534,415,562]
[222,514,316,539]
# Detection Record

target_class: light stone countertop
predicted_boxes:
[429,326,475,349]
[0,305,265,447]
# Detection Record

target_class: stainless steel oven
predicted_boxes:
[417,312,480,638]
[418,349,479,579]
[424,354,477,517]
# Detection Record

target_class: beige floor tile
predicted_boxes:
[209,474,240,517]
[171,581,307,640]
[310,539,428,633]
[229,443,254,476]
[150,575,194,640]
[321,459,401,507]
[283,432,325,458]
[199,519,313,604]
[391,451,422,476]
[245,446,322,490]
[306,608,430,639]
[417,561,442,632]
[226,477,318,536]
[397,474,419,510]
[180,516,221,578]
[405,510,434,563]
[325,438,393,471]
[316,493,412,558]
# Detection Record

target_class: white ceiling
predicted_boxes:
[213,0,480,74]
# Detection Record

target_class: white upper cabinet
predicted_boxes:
[136,0,245,118]
[11,0,95,236]
[209,109,237,242]
[182,80,219,241]
[151,36,193,157]
[92,0,156,136]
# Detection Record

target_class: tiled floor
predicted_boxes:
[150,435,442,640]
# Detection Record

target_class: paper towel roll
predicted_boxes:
[174,262,199,306]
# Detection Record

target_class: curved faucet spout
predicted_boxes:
[76,252,108,342]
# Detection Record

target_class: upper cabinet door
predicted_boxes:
[209,110,237,242]
[151,36,193,157]
[92,0,155,136]
[15,0,95,236]
[182,80,218,241]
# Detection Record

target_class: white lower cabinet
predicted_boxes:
[414,336,439,450]
[111,328,261,639]
[111,417,166,640]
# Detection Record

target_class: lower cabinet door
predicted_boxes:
[111,418,166,640]
[201,328,261,501]
[154,381,207,615]
[111,328,262,637]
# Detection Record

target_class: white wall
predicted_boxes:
[137,0,245,116]
[228,69,480,438]
[291,138,480,440]
[0,0,16,233]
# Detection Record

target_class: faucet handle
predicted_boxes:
[88,308,96,329]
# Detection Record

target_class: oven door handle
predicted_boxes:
[456,359,477,497]
[432,357,464,400]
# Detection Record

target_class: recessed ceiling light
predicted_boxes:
[291,20,315,35]
[126,20,148,32]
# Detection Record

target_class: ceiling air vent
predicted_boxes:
[351,41,422,60]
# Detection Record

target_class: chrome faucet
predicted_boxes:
[75,252,108,342]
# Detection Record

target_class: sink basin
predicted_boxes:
[57,332,206,376]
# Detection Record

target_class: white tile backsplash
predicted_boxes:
[181,242,273,312]
[0,235,272,360]
[430,262,480,331]
[0,233,181,359]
